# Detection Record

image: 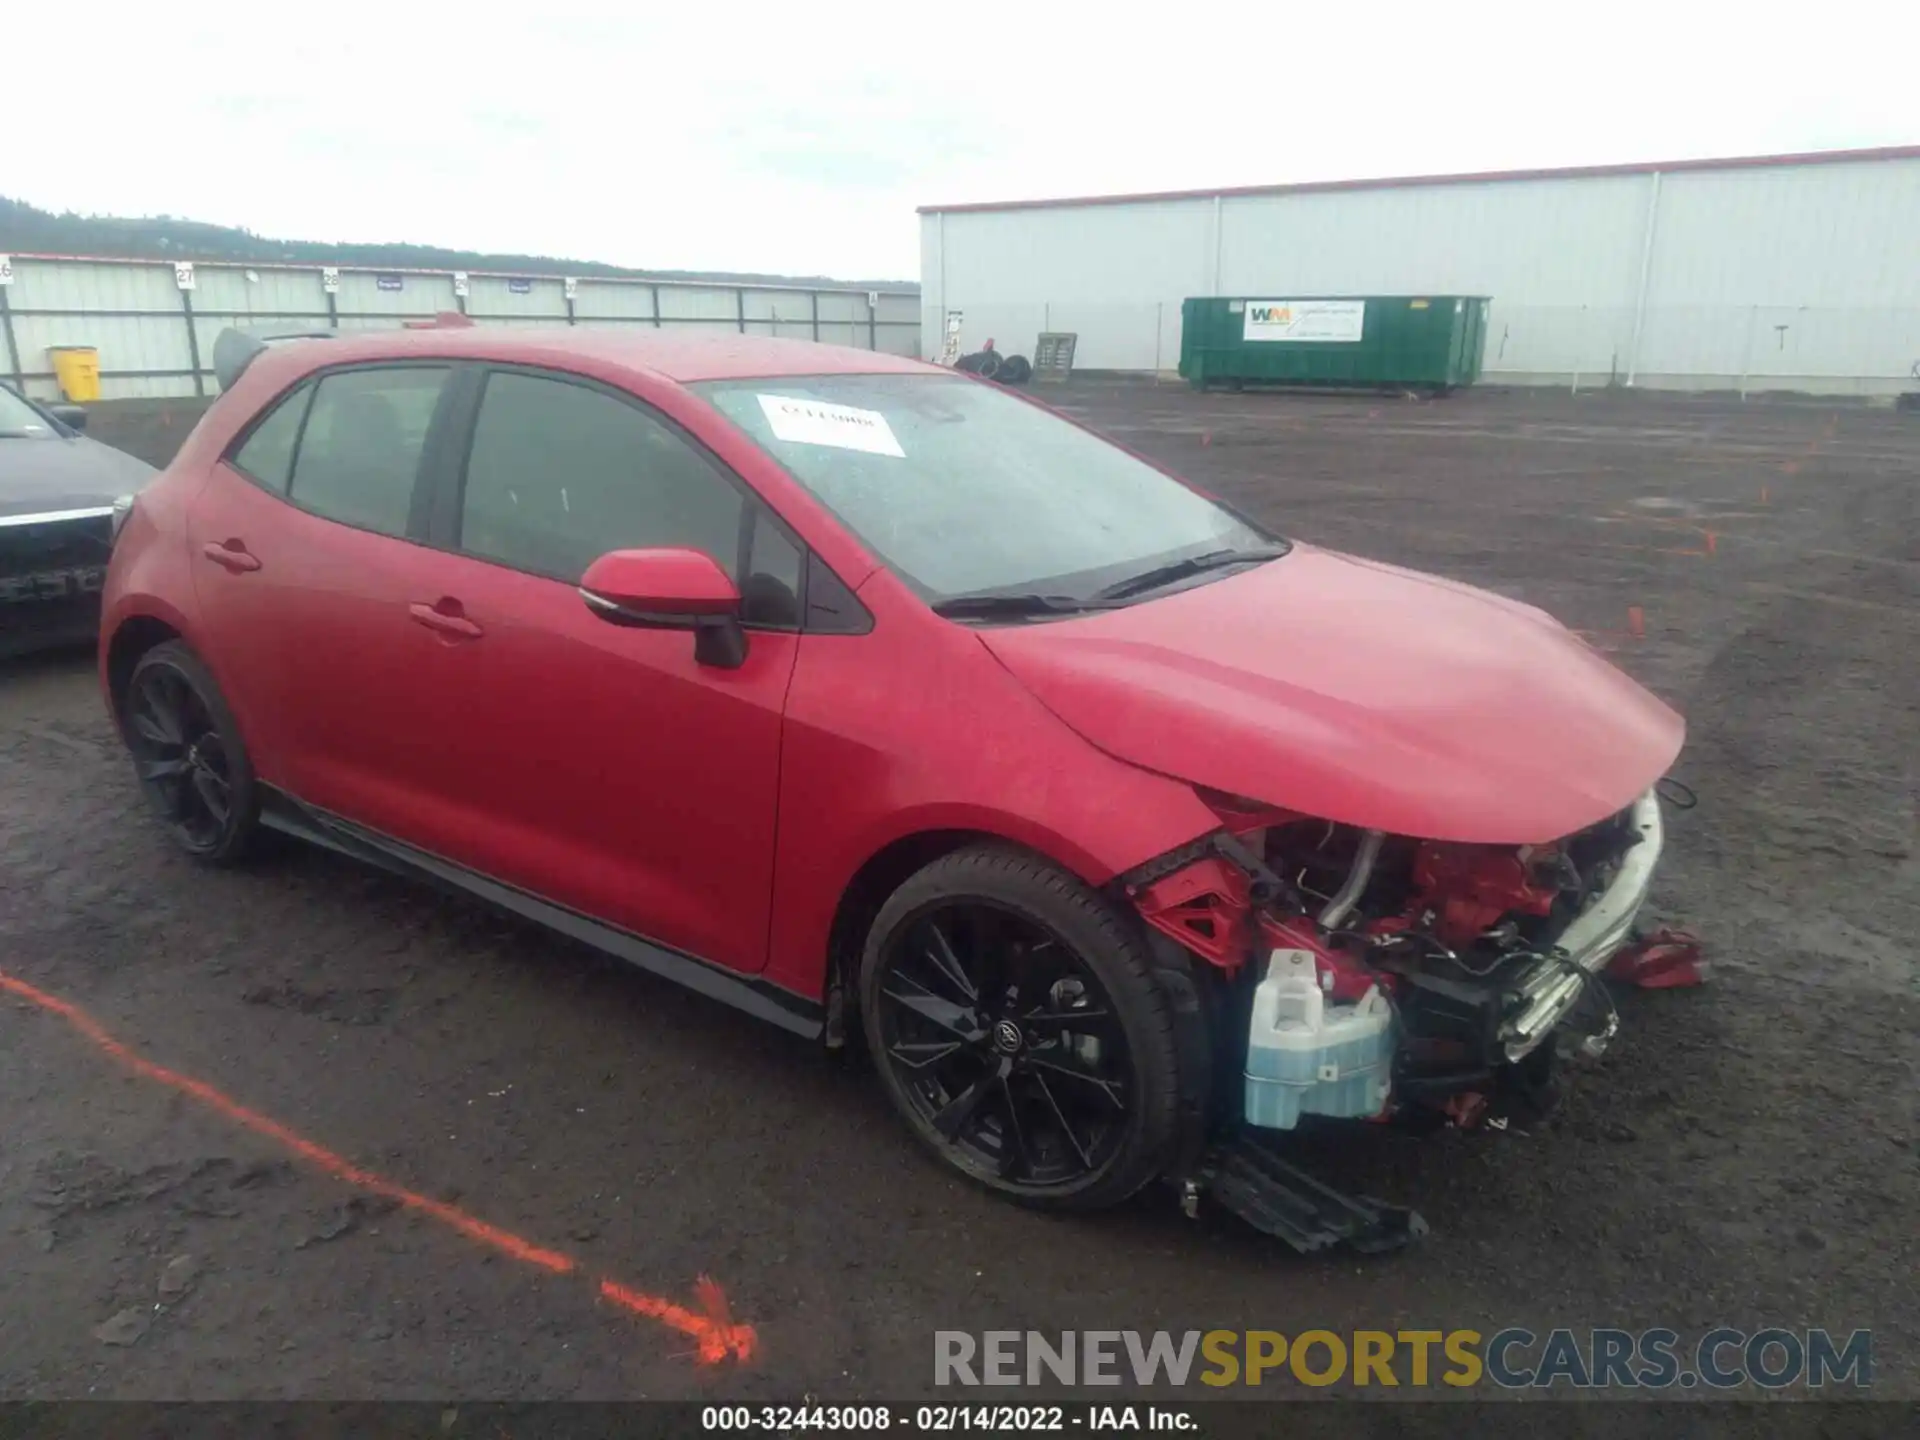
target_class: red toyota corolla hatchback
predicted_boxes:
[101,326,1685,1249]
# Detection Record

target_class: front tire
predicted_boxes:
[859,845,1181,1210]
[121,640,261,864]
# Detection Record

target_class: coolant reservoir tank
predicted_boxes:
[1244,949,1394,1129]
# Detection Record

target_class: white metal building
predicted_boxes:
[919,146,1920,396]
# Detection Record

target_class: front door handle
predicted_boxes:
[201,539,261,573]
[408,599,483,640]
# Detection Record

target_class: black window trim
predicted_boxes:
[219,358,469,548]
[429,361,864,635]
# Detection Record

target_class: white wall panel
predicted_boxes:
[1482,303,1636,384]
[656,286,738,322]
[11,260,176,311]
[4,257,918,397]
[575,280,657,319]
[469,276,569,318]
[741,289,812,324]
[333,270,457,316]
[1647,161,1920,308]
[937,201,1214,302]
[921,153,1920,394]
[192,266,327,315]
[926,201,1212,363]
[1218,176,1649,304]
[815,293,864,323]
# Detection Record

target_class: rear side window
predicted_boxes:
[230,384,313,493]
[288,367,450,537]
[459,371,744,585]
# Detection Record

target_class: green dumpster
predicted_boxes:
[1179,295,1489,393]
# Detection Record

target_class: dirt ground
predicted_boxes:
[1,382,1914,1405]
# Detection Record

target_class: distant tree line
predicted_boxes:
[0,195,914,290]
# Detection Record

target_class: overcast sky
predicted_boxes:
[9,2,1915,280]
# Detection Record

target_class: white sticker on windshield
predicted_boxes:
[757,394,904,458]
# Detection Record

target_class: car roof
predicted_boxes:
[251,326,939,386]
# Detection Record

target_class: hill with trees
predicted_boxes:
[0,196,913,290]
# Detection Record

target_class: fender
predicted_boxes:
[99,581,202,716]
[764,784,1217,1000]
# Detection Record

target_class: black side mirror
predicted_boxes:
[47,403,88,432]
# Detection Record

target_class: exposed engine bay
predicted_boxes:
[1125,788,1670,1138]
[1115,788,1687,1251]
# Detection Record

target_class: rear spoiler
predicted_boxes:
[212,324,337,393]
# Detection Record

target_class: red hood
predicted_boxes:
[977,545,1684,844]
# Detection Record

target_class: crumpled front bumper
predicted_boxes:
[1497,789,1664,1061]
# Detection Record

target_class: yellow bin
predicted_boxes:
[48,346,102,403]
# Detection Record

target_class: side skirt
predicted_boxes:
[257,786,825,1040]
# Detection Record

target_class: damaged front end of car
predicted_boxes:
[1116,785,1679,1253]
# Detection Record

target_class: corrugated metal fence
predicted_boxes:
[0,253,921,402]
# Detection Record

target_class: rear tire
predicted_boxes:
[121,640,261,864]
[859,844,1182,1210]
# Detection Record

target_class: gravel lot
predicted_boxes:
[2,382,1914,1405]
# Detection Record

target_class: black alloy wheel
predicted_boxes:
[122,641,259,862]
[861,847,1182,1210]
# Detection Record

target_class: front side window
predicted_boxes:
[694,374,1281,611]
[458,369,747,585]
[288,367,450,536]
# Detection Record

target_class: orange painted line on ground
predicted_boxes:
[0,970,570,1271]
[602,1277,757,1366]
[0,967,757,1366]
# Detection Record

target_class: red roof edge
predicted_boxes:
[917,143,1920,215]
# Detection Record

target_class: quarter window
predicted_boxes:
[741,510,804,627]
[229,383,313,493]
[288,367,450,537]
[458,370,757,592]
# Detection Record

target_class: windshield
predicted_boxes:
[0,387,58,439]
[695,374,1282,607]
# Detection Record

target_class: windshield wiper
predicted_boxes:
[1091,544,1289,602]
[931,593,1121,621]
